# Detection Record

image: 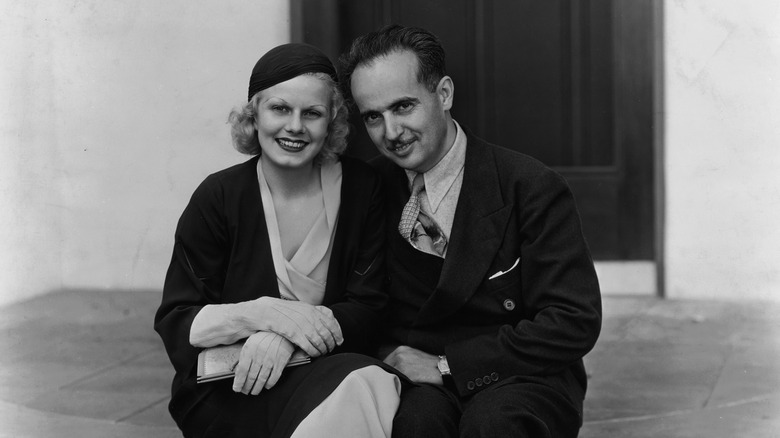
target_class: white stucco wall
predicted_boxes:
[4,0,779,306]
[0,1,290,306]
[665,1,780,300]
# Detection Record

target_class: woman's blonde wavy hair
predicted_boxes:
[228,72,349,165]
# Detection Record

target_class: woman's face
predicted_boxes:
[254,74,332,170]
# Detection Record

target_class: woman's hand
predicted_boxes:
[253,297,343,357]
[233,331,295,395]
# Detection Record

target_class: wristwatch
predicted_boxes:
[437,355,451,376]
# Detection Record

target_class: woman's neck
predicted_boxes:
[260,157,321,198]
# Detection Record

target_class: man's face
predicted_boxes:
[350,50,453,173]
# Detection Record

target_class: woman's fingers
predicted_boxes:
[232,355,251,393]
[232,331,295,395]
[235,336,265,394]
[283,316,331,356]
[243,363,261,394]
[250,363,271,395]
[316,306,344,346]
[289,330,323,357]
[315,323,336,352]
[271,309,322,356]
[265,361,284,390]
[291,308,340,355]
[262,300,344,356]
[296,330,327,357]
[264,336,293,390]
[298,308,338,352]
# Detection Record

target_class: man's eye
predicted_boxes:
[397,102,414,112]
[363,114,380,124]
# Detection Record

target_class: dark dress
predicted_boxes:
[154,155,391,438]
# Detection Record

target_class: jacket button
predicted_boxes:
[467,381,475,390]
[483,376,492,385]
[503,299,516,311]
[475,379,483,387]
[490,372,499,382]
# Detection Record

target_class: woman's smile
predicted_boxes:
[276,137,309,152]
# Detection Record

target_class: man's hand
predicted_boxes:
[233,331,294,395]
[383,345,442,385]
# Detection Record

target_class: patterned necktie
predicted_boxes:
[398,174,448,256]
[398,174,425,240]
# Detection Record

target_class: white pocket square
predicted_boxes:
[488,257,520,280]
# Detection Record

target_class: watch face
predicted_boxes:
[437,356,451,375]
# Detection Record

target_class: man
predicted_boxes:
[340,24,602,437]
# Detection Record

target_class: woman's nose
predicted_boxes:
[285,113,304,133]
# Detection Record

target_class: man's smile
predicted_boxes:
[388,139,416,153]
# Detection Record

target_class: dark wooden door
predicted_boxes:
[293,0,659,260]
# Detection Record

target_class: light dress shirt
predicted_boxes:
[404,120,467,258]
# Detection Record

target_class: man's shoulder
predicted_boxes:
[465,132,560,183]
[367,154,405,182]
[340,154,375,175]
[339,154,382,189]
[366,153,393,171]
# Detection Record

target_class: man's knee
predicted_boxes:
[392,384,459,438]
[460,399,551,438]
[459,382,580,438]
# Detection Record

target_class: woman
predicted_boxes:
[154,43,400,438]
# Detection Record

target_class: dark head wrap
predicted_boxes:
[247,43,338,101]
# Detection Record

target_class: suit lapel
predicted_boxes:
[416,134,513,325]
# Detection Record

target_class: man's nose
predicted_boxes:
[383,117,402,141]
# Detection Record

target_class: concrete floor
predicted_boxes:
[0,290,778,437]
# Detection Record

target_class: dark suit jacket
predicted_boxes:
[372,127,602,406]
[154,155,387,422]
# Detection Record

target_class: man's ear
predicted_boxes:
[436,76,454,111]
